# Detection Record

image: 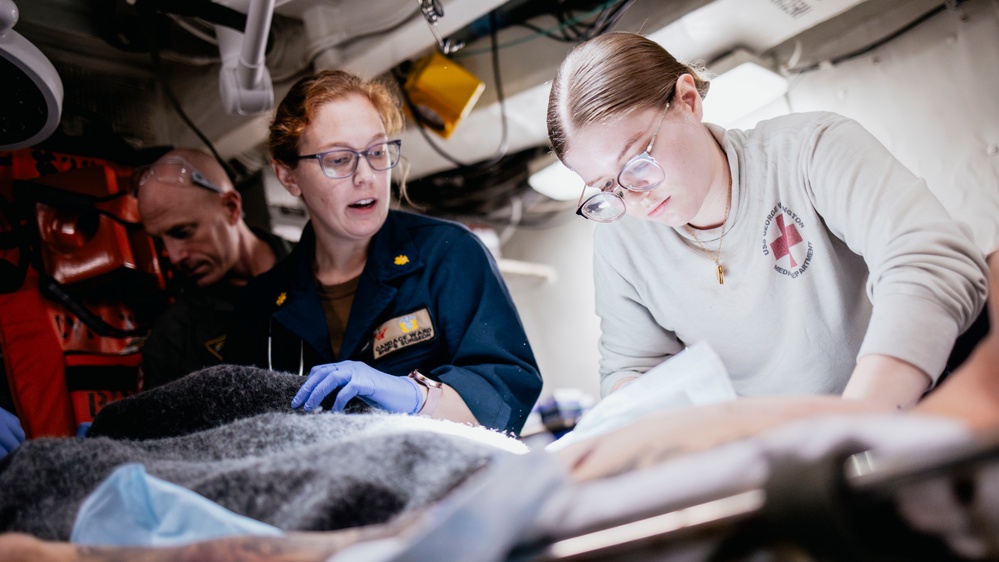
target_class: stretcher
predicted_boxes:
[318,410,999,562]
[511,423,999,561]
[2,369,996,562]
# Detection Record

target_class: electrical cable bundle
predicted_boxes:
[515,0,637,43]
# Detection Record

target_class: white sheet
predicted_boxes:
[546,342,737,452]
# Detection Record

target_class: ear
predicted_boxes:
[220,190,243,225]
[674,73,704,122]
[272,160,302,198]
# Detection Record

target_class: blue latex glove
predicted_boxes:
[292,360,423,414]
[76,422,93,438]
[0,406,26,455]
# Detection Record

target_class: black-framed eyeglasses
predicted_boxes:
[132,157,225,197]
[576,103,670,222]
[296,140,402,179]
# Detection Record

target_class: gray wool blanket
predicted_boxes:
[0,365,526,541]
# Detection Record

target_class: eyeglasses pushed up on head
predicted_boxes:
[132,157,225,197]
[576,103,669,223]
[296,140,402,179]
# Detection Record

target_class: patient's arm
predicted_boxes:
[552,395,889,482]
[0,533,355,562]
[556,341,994,483]
[0,521,406,562]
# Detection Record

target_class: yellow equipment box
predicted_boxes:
[404,51,485,139]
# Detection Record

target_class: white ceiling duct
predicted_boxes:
[215,0,276,115]
[3,0,961,190]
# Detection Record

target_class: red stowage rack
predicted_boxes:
[0,149,166,437]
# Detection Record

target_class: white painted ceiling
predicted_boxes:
[7,0,952,216]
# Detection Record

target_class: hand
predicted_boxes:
[76,422,92,438]
[292,361,423,414]
[0,406,26,455]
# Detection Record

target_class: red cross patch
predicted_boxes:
[770,214,804,267]
[763,204,814,279]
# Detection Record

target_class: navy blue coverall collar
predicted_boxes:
[272,212,426,364]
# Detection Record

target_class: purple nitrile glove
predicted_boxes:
[0,406,26,456]
[291,360,423,414]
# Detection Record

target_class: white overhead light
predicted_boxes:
[0,0,63,150]
[701,49,789,127]
[527,156,584,201]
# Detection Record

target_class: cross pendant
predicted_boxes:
[716,264,724,285]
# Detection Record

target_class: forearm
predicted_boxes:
[841,354,931,410]
[0,534,335,562]
[554,395,888,482]
[423,384,478,426]
[0,522,405,562]
[608,376,638,394]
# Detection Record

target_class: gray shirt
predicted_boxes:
[594,112,987,397]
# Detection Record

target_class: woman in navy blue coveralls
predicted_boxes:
[224,70,542,435]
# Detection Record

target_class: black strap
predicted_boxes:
[711,443,964,561]
[37,275,148,339]
[0,194,30,294]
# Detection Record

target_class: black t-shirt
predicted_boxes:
[140,228,293,390]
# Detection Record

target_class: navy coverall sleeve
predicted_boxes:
[427,231,542,434]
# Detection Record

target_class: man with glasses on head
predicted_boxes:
[135,148,293,389]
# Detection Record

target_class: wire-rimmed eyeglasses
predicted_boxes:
[132,157,225,197]
[296,140,402,179]
[576,103,669,223]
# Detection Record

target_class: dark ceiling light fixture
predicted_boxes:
[0,0,64,150]
[448,0,636,49]
[399,144,576,230]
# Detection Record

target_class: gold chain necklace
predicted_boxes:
[683,173,732,285]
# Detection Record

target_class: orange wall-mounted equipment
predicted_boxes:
[0,149,166,438]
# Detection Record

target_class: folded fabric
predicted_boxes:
[72,463,283,547]
[327,450,567,562]
[547,342,736,451]
[87,363,368,441]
